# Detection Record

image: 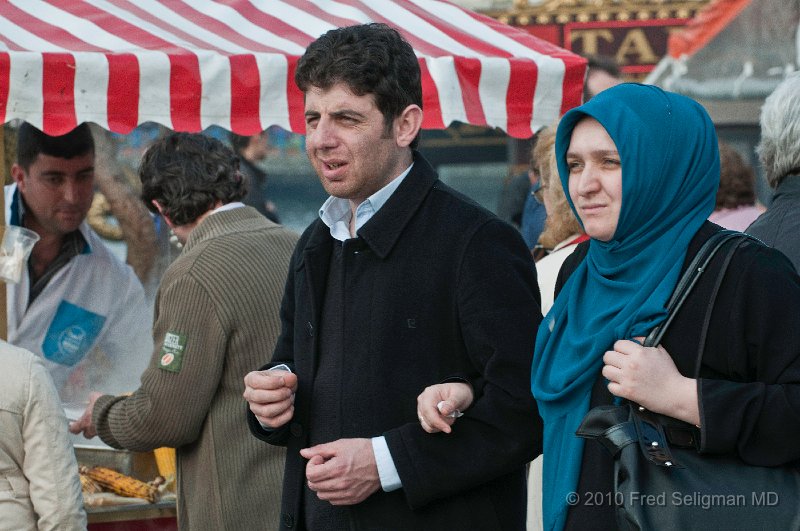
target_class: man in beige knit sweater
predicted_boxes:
[70,133,298,530]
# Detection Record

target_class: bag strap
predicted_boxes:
[643,230,749,348]
[691,235,753,378]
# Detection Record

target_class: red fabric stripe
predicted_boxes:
[0,54,9,125]
[58,1,188,54]
[560,56,587,114]
[42,53,77,135]
[158,1,277,52]
[229,54,261,135]
[169,54,202,132]
[419,58,444,130]
[454,58,486,126]
[106,53,139,133]
[331,0,452,57]
[103,0,231,53]
[506,58,536,138]
[392,1,513,58]
[216,0,317,49]
[285,0,363,30]
[286,57,305,135]
[0,3,98,51]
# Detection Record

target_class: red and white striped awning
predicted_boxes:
[0,0,586,138]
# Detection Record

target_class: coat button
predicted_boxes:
[290,422,303,438]
[306,322,313,337]
[282,513,294,528]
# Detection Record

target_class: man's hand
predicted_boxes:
[68,391,103,438]
[243,369,298,429]
[602,339,700,426]
[417,382,474,434]
[300,438,381,505]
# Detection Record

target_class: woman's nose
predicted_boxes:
[575,166,599,195]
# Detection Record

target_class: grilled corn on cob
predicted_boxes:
[78,465,158,502]
[79,473,103,494]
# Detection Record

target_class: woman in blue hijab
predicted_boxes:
[417,83,800,531]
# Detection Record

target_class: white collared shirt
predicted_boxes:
[318,164,412,241]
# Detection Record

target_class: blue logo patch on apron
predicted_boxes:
[42,301,106,366]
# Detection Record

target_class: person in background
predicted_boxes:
[583,55,623,101]
[708,140,764,231]
[0,341,86,531]
[243,23,541,530]
[69,133,298,531]
[418,83,800,531]
[6,122,152,401]
[532,123,587,313]
[230,131,280,222]
[746,72,800,271]
[498,134,548,252]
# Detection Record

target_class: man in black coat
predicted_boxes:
[244,23,542,530]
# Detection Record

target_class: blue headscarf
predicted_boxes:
[531,84,719,531]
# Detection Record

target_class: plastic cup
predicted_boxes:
[0,225,40,284]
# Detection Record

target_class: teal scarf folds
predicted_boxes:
[531,84,719,531]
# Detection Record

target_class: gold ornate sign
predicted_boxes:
[485,0,711,78]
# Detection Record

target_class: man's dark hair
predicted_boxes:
[295,23,422,149]
[16,122,94,169]
[229,132,250,155]
[139,133,246,226]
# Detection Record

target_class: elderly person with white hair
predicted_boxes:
[746,72,800,271]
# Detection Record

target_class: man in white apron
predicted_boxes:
[5,122,152,401]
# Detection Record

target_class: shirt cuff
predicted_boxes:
[371,436,402,492]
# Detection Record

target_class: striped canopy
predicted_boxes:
[0,0,586,138]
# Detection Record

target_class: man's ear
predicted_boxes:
[394,104,423,148]
[11,164,26,190]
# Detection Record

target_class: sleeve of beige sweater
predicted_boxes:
[23,355,88,531]
[94,271,227,450]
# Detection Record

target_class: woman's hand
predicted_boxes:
[602,339,701,426]
[416,382,474,434]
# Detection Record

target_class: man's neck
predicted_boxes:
[27,230,65,281]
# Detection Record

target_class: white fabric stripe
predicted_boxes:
[305,0,371,25]
[478,57,510,130]
[10,0,135,51]
[409,0,551,60]
[198,51,231,131]
[133,50,172,129]
[85,0,198,51]
[531,59,566,130]
[183,0,306,54]
[256,53,291,132]
[74,52,109,129]
[7,52,44,129]
[132,0,249,53]
[405,0,566,129]
[251,0,336,40]
[367,0,482,57]
[0,14,67,52]
[426,57,467,127]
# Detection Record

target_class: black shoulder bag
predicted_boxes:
[576,230,800,530]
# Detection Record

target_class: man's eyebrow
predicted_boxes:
[330,109,366,120]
